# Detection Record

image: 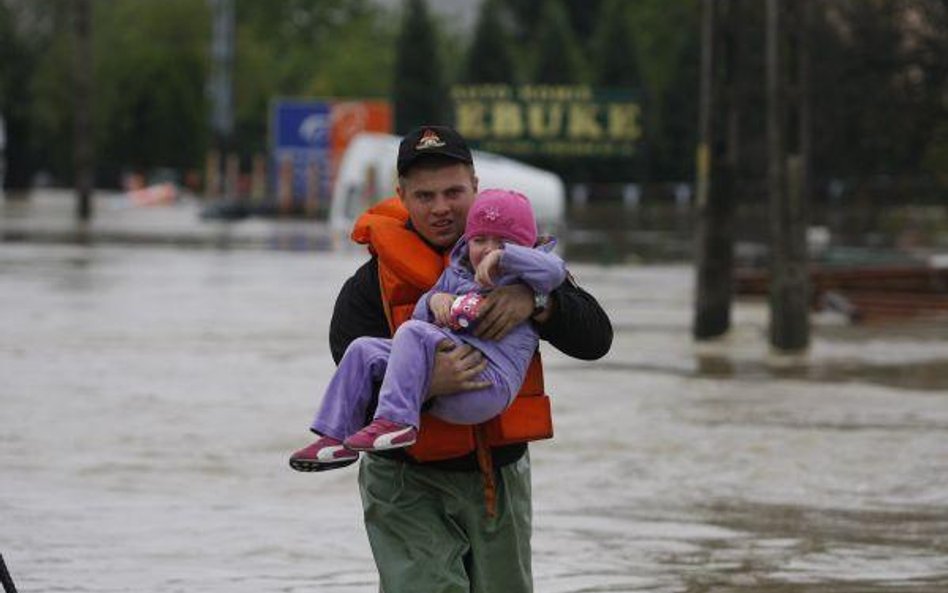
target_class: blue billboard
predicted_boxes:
[271,100,332,212]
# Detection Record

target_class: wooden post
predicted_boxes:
[766,0,810,351]
[304,160,320,218]
[205,150,221,199]
[225,152,240,199]
[277,155,294,216]
[73,0,94,222]
[250,153,267,203]
[693,0,736,340]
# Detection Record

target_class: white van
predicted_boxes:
[328,132,565,244]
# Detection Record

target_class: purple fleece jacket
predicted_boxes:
[411,238,566,398]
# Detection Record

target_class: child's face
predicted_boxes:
[468,234,506,269]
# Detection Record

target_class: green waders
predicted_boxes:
[358,451,533,593]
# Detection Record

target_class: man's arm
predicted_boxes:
[536,275,612,360]
[410,269,455,323]
[328,258,389,364]
[328,256,489,394]
[474,272,612,360]
[495,243,566,294]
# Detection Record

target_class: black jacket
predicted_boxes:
[329,256,613,470]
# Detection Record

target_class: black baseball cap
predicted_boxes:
[396,125,473,176]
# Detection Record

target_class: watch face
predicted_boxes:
[534,293,549,311]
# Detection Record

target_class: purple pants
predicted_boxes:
[310,320,513,440]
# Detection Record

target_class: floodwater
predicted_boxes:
[2,242,948,592]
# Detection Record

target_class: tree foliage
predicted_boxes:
[1,0,398,187]
[234,1,396,156]
[1,0,58,187]
[708,0,948,197]
[93,0,209,176]
[591,0,640,87]
[530,0,586,84]
[2,0,948,196]
[809,0,948,187]
[25,7,76,183]
[460,0,517,84]
[393,0,447,133]
[506,0,604,49]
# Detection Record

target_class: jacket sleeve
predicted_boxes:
[536,272,613,361]
[412,260,471,321]
[499,243,567,294]
[328,257,390,364]
[411,291,434,323]
[412,272,449,322]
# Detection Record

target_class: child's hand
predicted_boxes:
[475,250,503,287]
[429,293,455,326]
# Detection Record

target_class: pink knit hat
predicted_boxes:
[463,189,538,247]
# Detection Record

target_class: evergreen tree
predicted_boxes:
[0,1,39,188]
[591,0,640,87]
[92,0,209,178]
[235,2,395,156]
[652,22,699,182]
[802,0,937,187]
[623,0,701,183]
[460,0,516,84]
[587,0,646,183]
[530,0,586,84]
[25,6,75,183]
[393,0,446,133]
[507,0,603,49]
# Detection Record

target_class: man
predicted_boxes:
[328,125,612,592]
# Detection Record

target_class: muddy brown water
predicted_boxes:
[2,244,947,592]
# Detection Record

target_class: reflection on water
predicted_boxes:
[3,244,947,592]
[697,355,948,392]
[693,501,948,592]
[558,355,948,393]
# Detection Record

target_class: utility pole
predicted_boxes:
[74,0,94,221]
[693,0,737,340]
[766,0,810,351]
[208,0,235,199]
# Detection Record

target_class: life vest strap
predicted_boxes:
[474,424,497,518]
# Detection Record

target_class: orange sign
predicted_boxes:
[330,101,393,178]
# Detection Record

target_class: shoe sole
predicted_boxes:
[345,437,416,452]
[289,457,358,472]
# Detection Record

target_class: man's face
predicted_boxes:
[397,163,478,248]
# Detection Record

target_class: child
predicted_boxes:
[289,189,566,471]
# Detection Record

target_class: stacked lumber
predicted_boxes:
[734,265,948,322]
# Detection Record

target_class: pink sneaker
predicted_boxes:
[289,435,359,472]
[343,419,418,452]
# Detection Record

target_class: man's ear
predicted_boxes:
[396,183,406,202]
[472,175,479,193]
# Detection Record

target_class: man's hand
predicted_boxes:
[427,340,490,398]
[473,283,534,341]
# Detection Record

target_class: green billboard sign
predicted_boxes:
[451,84,642,158]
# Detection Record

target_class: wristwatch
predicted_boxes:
[532,292,549,317]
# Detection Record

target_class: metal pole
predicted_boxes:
[74,0,94,221]
[208,0,235,198]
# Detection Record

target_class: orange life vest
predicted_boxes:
[351,197,554,463]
